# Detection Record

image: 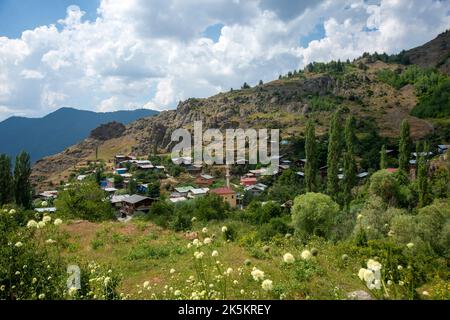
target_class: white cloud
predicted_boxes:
[0,0,448,120]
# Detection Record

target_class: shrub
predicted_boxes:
[291,193,340,239]
[368,170,401,205]
[55,181,114,222]
[416,201,450,257]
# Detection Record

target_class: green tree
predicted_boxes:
[327,111,342,198]
[305,120,317,192]
[14,151,32,209]
[291,192,339,239]
[343,116,357,207]
[128,179,138,194]
[417,142,429,208]
[398,120,411,172]
[147,181,161,199]
[368,170,400,206]
[380,145,387,169]
[55,181,114,221]
[0,154,13,205]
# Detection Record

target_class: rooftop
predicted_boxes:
[123,195,151,204]
[210,187,236,195]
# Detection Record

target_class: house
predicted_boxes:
[186,164,203,174]
[437,145,450,154]
[137,164,155,170]
[196,174,215,187]
[386,168,398,173]
[115,168,128,175]
[249,168,268,177]
[35,207,57,213]
[240,176,257,186]
[101,179,114,189]
[210,187,237,208]
[357,172,369,179]
[121,195,153,216]
[244,183,268,196]
[188,188,210,199]
[155,165,166,172]
[39,190,58,200]
[110,194,130,208]
[172,156,193,165]
[174,186,195,197]
[115,155,135,166]
[103,187,118,195]
[296,171,305,178]
[77,174,88,181]
[412,152,434,158]
[169,197,188,203]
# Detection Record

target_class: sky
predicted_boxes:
[0,0,449,121]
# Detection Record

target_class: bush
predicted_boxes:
[257,217,293,241]
[291,193,340,239]
[368,170,401,205]
[416,200,450,257]
[55,181,114,222]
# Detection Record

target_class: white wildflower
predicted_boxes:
[42,215,51,223]
[143,281,150,289]
[221,226,228,233]
[261,279,273,292]
[358,268,367,281]
[54,219,63,226]
[38,293,45,300]
[226,268,233,275]
[14,242,23,248]
[170,268,176,274]
[37,221,46,229]
[251,267,265,282]
[212,250,219,257]
[27,220,38,228]
[406,242,414,249]
[9,209,16,215]
[300,250,312,261]
[203,237,212,245]
[202,227,208,234]
[283,253,295,264]
[45,239,56,244]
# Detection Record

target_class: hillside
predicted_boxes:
[31,32,450,190]
[404,29,450,75]
[0,107,158,163]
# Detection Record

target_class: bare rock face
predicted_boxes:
[90,122,126,141]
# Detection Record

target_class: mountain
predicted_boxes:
[404,29,450,75]
[0,107,159,163]
[31,31,450,190]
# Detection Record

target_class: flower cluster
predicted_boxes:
[358,259,382,290]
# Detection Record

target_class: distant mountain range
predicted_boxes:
[0,107,159,163]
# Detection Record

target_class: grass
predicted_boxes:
[61,218,368,299]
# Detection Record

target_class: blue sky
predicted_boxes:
[0,0,448,120]
[0,0,99,38]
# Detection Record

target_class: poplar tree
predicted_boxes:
[399,120,411,172]
[417,142,429,208]
[0,154,13,205]
[14,151,32,209]
[380,145,387,169]
[343,116,357,207]
[305,120,317,192]
[327,111,342,198]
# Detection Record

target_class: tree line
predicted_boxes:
[304,110,433,208]
[0,151,33,209]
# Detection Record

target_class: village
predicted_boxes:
[34,141,450,220]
